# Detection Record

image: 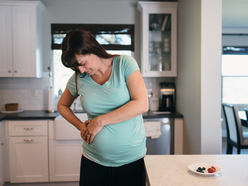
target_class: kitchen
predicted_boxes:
[0,0,247,185]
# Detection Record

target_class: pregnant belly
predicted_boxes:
[83,118,146,166]
[85,125,129,157]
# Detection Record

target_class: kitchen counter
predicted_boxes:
[0,110,183,154]
[145,155,248,186]
[0,110,59,121]
[143,110,183,119]
[0,110,183,121]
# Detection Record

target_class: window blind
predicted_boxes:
[51,24,135,51]
[223,46,248,55]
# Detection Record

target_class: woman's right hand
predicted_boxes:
[80,120,90,141]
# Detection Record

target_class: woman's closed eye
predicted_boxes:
[79,61,86,66]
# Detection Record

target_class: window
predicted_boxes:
[52,24,134,96]
[222,46,248,104]
[51,24,134,50]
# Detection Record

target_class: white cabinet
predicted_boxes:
[49,114,86,181]
[49,140,83,182]
[0,1,45,78]
[0,122,4,186]
[137,2,178,77]
[7,120,48,183]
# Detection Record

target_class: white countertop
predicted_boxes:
[145,155,248,186]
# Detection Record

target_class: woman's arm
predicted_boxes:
[83,70,148,144]
[57,87,86,131]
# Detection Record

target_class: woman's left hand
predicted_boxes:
[82,117,104,144]
[80,120,90,141]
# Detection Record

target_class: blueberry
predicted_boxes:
[196,167,205,173]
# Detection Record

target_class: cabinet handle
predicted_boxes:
[14,70,17,73]
[24,127,34,130]
[24,139,34,142]
[8,70,11,73]
[1,143,3,145]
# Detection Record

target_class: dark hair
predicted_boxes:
[61,29,118,73]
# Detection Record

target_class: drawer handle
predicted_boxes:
[24,139,34,142]
[24,127,34,130]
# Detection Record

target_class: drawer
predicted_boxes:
[8,120,48,136]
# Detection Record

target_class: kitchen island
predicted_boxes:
[145,155,248,186]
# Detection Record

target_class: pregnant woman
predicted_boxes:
[57,29,148,186]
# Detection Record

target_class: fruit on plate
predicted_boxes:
[207,166,216,173]
[196,167,206,173]
[211,166,216,171]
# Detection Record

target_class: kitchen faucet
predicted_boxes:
[73,102,77,113]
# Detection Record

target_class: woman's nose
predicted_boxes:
[78,66,85,73]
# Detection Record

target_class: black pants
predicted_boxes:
[79,155,146,186]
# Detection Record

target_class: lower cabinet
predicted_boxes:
[9,137,48,183]
[5,119,83,183]
[7,120,48,183]
[49,140,83,181]
[49,114,85,182]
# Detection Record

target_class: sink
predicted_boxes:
[54,113,88,140]
[153,111,171,114]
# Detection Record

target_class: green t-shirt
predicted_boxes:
[66,55,146,167]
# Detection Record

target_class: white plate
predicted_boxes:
[0,110,24,114]
[188,163,222,176]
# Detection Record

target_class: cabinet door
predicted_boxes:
[138,2,178,77]
[0,6,13,77]
[9,136,48,183]
[49,140,83,182]
[12,6,37,77]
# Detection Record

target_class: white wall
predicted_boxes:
[222,35,248,46]
[177,0,222,154]
[176,0,201,154]
[201,0,222,154]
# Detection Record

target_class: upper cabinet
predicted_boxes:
[0,1,45,78]
[137,2,178,77]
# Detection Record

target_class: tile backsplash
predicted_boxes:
[0,73,174,111]
[0,72,53,111]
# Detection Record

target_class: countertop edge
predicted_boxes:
[0,110,183,121]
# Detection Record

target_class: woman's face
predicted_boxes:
[75,53,98,75]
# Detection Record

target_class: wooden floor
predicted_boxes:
[3,138,248,186]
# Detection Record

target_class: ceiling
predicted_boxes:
[222,0,248,28]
